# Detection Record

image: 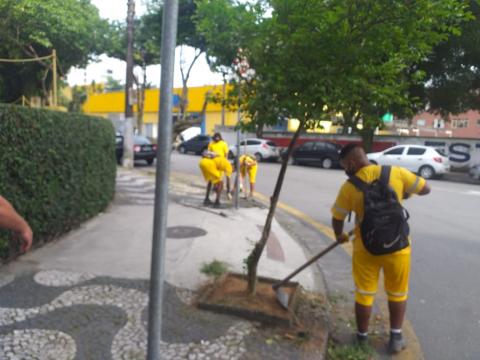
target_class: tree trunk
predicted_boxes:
[246,121,305,295]
[256,122,264,138]
[360,127,375,152]
[137,65,147,135]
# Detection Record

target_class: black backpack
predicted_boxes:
[348,166,410,255]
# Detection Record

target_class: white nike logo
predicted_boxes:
[383,235,401,249]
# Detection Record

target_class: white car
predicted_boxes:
[367,145,450,179]
[469,164,480,180]
[229,138,279,162]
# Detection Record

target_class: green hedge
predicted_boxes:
[0,104,116,259]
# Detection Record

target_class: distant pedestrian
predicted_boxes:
[331,143,430,353]
[207,133,230,200]
[199,152,233,208]
[0,195,33,253]
[208,133,229,159]
[234,154,257,199]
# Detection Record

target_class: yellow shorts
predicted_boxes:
[199,158,222,184]
[240,166,257,183]
[352,249,410,306]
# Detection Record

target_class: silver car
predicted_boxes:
[367,145,450,179]
[229,138,279,162]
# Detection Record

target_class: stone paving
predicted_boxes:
[0,270,255,360]
[0,170,328,359]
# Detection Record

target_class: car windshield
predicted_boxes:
[135,136,151,145]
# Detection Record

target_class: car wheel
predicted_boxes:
[254,152,263,162]
[147,159,154,165]
[178,146,186,154]
[228,150,234,159]
[369,160,377,165]
[322,157,333,169]
[419,165,435,179]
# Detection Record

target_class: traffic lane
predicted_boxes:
[403,185,480,360]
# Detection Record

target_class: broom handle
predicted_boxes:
[273,230,353,289]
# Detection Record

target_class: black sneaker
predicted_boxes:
[203,199,213,206]
[388,332,406,353]
[212,201,221,209]
[356,333,369,347]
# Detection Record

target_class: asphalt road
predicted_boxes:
[165,152,480,360]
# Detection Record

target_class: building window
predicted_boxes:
[433,118,445,129]
[416,119,426,127]
[452,119,469,129]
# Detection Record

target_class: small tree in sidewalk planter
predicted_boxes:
[197,0,470,297]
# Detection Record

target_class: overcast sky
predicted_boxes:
[66,0,223,88]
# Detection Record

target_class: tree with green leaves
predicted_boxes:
[0,0,109,104]
[409,0,480,116]
[199,0,470,295]
[107,17,160,133]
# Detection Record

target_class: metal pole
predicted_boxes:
[52,49,57,107]
[234,84,241,209]
[123,0,135,169]
[146,0,178,359]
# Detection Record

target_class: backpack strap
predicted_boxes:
[348,174,369,193]
[380,165,391,186]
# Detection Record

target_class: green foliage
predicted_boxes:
[413,0,480,115]
[327,343,375,360]
[0,0,110,103]
[200,259,229,277]
[0,104,116,260]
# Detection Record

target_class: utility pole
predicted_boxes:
[147,0,179,358]
[123,0,136,168]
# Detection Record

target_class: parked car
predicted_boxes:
[178,135,211,155]
[469,164,480,180]
[134,135,157,165]
[286,141,342,169]
[229,138,280,162]
[115,134,157,165]
[367,145,450,179]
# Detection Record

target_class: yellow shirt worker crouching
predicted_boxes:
[199,155,233,207]
[239,154,258,198]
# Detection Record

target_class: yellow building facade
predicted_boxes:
[82,85,238,136]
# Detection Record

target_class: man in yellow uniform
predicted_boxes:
[206,133,230,201]
[331,144,430,353]
[199,153,233,208]
[238,154,258,199]
[208,133,229,158]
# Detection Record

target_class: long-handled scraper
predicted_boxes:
[273,231,353,309]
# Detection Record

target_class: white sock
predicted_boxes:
[357,331,368,337]
[390,328,402,334]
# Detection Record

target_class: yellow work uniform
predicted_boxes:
[239,155,258,183]
[199,157,232,184]
[208,140,229,158]
[331,165,426,306]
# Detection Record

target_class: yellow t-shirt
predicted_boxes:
[239,154,257,168]
[213,156,233,177]
[331,165,426,254]
[208,140,229,158]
